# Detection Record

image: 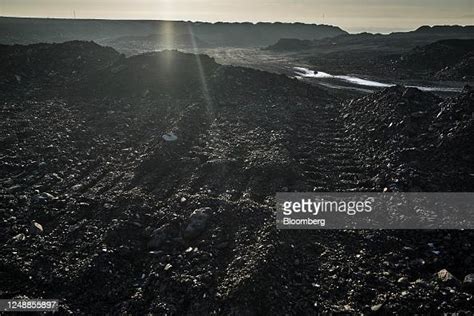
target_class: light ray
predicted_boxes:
[187,23,213,112]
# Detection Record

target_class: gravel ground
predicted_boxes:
[1,42,473,314]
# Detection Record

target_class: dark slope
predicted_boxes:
[343,85,474,191]
[82,50,219,98]
[1,42,474,314]
[265,27,474,81]
[0,41,122,94]
[0,17,346,47]
[101,33,211,51]
[270,38,473,82]
[393,39,474,80]
[258,38,314,51]
[435,52,474,80]
[265,25,474,52]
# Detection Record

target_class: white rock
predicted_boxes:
[30,221,44,235]
[162,132,178,142]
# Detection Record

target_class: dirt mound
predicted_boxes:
[0,41,340,314]
[435,53,474,81]
[0,41,121,88]
[394,39,474,80]
[431,85,474,173]
[343,85,474,191]
[1,41,474,314]
[82,50,219,98]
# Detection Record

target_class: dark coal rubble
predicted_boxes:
[342,85,474,192]
[1,41,474,314]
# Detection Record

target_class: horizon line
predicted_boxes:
[1,15,473,35]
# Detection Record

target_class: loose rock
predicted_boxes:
[182,207,211,240]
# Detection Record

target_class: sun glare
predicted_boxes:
[187,24,213,112]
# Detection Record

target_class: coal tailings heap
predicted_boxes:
[394,39,474,80]
[343,85,474,191]
[0,41,121,90]
[0,41,344,314]
[2,41,474,314]
[83,50,219,98]
[431,85,474,171]
[435,52,474,81]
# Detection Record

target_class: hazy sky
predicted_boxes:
[1,0,473,33]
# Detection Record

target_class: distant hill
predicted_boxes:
[264,38,313,51]
[99,33,211,55]
[0,17,347,48]
[102,33,210,49]
[413,25,474,36]
[265,25,474,52]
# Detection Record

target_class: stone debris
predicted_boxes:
[162,132,178,142]
[30,221,44,235]
[0,41,473,315]
[343,85,474,192]
[182,207,211,240]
